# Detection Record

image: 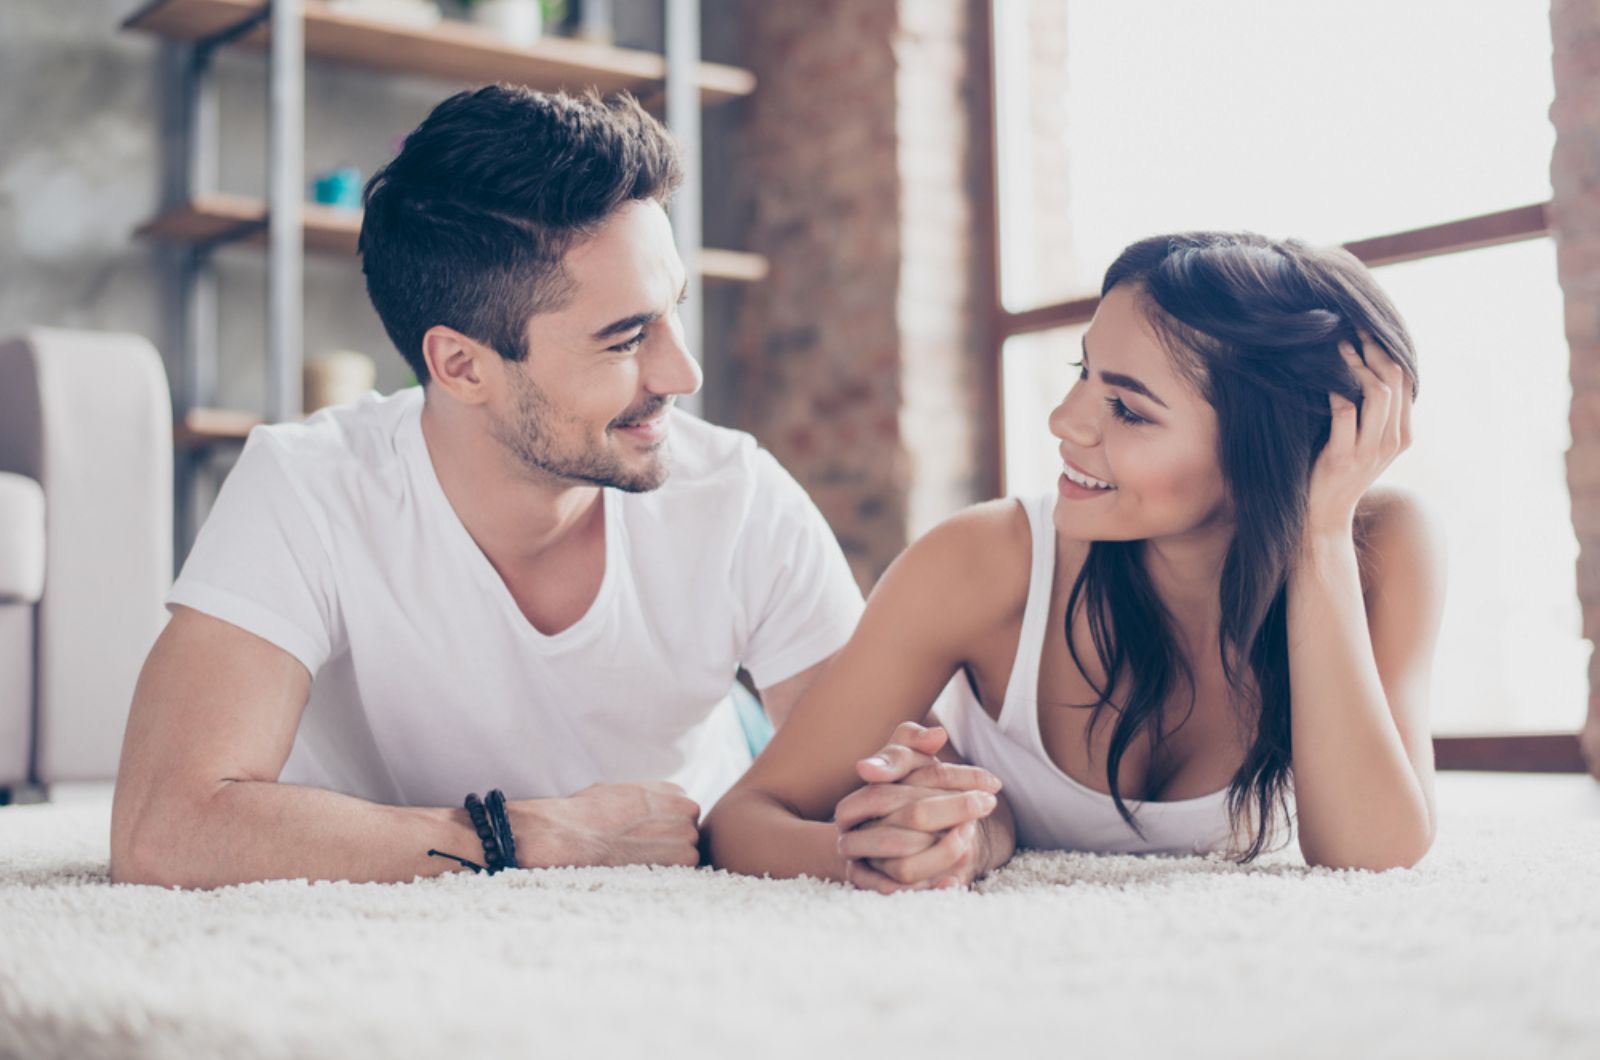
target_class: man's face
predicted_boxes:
[488,199,702,492]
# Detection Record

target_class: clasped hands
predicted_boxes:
[833,720,1006,894]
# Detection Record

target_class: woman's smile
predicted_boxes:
[1060,457,1117,498]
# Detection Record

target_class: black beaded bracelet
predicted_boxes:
[465,792,504,873]
[486,789,518,871]
[427,789,518,876]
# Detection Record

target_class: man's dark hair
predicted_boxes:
[359,85,684,383]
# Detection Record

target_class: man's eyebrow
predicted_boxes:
[1082,335,1168,410]
[592,310,660,342]
[590,280,690,342]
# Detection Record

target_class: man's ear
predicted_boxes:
[422,326,496,406]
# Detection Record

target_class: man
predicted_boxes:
[110,87,865,888]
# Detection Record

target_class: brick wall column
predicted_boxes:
[895,0,986,540]
[735,1,986,587]
[1552,0,1600,733]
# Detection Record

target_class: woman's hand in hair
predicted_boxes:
[1307,336,1415,540]
[832,721,1006,893]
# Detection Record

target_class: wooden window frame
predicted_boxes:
[970,0,1582,772]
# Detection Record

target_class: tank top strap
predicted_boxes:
[995,493,1060,736]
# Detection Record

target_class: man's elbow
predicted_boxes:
[109,850,169,887]
[109,792,208,889]
[109,821,179,887]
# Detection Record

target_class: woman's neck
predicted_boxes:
[1140,523,1235,650]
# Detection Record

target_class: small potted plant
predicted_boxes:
[451,0,566,47]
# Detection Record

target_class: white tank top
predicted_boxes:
[932,493,1252,856]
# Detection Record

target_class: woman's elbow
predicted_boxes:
[1302,829,1434,872]
[699,792,752,871]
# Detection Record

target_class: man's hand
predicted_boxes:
[515,781,701,869]
[833,721,1005,894]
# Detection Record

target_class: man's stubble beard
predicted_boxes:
[492,368,670,493]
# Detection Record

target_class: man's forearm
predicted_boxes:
[111,779,484,889]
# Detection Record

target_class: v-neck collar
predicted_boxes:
[400,395,622,651]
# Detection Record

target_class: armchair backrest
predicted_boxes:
[0,329,173,784]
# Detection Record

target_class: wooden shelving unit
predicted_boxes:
[124,0,755,103]
[136,191,769,284]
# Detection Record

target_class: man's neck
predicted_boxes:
[418,396,602,569]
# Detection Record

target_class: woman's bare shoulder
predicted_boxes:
[1353,485,1445,596]
[869,498,1034,637]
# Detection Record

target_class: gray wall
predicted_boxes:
[1,3,168,375]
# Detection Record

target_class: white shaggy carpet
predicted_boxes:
[3,773,1599,1060]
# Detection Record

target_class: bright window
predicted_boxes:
[995,0,1556,311]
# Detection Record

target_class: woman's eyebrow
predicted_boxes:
[1083,335,1168,409]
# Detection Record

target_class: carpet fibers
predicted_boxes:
[2,773,1598,1060]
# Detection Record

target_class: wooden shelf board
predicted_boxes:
[137,192,360,255]
[123,0,755,103]
[137,194,768,283]
[176,407,266,447]
[697,246,769,284]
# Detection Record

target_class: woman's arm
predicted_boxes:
[1288,494,1443,869]
[702,502,1030,884]
[1288,338,1443,871]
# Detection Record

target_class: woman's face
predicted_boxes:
[1049,284,1232,542]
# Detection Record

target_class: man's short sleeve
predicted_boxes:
[734,449,865,689]
[166,431,341,678]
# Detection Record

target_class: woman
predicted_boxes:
[703,231,1443,892]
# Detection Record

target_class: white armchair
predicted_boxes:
[0,328,172,796]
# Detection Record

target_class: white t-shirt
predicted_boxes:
[167,387,864,812]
